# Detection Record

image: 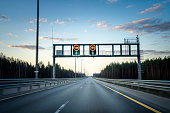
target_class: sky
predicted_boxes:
[0,0,170,76]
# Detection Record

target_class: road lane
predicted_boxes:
[0,77,166,113]
[62,77,159,113]
[0,80,82,113]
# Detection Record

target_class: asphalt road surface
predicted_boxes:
[0,77,167,113]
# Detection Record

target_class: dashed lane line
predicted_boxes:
[55,101,69,113]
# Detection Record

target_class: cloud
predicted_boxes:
[107,0,118,3]
[143,50,170,55]
[111,18,170,34]
[29,18,47,24]
[162,0,170,3]
[84,30,88,32]
[87,19,96,23]
[40,36,64,41]
[96,21,106,27]
[96,21,112,29]
[40,36,77,42]
[139,0,170,14]
[55,18,79,24]
[126,5,135,8]
[131,18,153,24]
[111,18,152,33]
[40,18,47,22]
[8,33,18,38]
[55,33,60,36]
[161,35,170,38]
[0,15,10,21]
[63,18,79,23]
[39,37,48,40]
[139,3,163,14]
[24,28,36,32]
[0,41,8,46]
[103,24,112,28]
[55,19,65,24]
[8,45,45,50]
[52,38,64,42]
[65,38,77,41]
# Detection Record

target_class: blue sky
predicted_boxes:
[0,0,170,75]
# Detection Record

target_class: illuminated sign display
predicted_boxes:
[73,44,80,55]
[89,44,96,55]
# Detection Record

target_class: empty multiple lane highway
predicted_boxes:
[0,77,169,113]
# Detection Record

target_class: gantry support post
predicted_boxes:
[53,45,55,79]
[137,35,142,80]
[75,57,76,78]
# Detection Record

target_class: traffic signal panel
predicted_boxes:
[73,44,80,55]
[89,44,96,55]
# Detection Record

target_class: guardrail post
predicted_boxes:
[0,89,2,95]
[30,85,32,90]
[17,87,21,92]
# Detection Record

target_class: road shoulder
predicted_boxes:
[95,79,170,112]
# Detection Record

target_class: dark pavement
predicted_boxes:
[0,77,166,113]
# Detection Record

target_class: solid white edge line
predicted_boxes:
[55,101,69,113]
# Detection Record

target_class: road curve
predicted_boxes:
[0,77,167,113]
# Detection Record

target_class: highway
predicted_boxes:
[0,77,168,113]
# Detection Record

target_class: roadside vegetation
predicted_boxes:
[97,57,170,80]
[0,53,76,78]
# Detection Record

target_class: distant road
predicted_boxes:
[0,77,168,113]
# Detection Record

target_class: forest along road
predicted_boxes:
[0,77,168,113]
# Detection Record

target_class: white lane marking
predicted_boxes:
[55,101,69,113]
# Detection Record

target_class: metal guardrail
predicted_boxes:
[0,78,84,96]
[95,78,170,92]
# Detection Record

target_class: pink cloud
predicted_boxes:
[111,18,170,34]
[8,45,45,50]
[107,0,118,3]
[25,29,36,32]
[8,33,18,38]
[140,3,163,14]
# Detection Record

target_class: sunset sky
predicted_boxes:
[0,0,170,76]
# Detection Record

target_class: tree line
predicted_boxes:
[0,53,76,78]
[97,57,170,80]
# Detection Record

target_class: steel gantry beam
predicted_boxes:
[52,36,142,80]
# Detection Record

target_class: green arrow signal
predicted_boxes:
[92,51,94,55]
[75,51,78,55]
